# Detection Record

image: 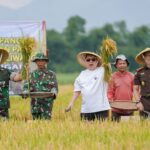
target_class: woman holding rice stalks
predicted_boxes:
[65,51,110,121]
[65,38,117,121]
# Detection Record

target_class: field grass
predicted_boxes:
[0,85,150,150]
[57,73,79,85]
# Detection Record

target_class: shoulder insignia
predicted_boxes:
[136,67,144,72]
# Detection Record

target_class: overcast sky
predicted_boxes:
[0,0,150,32]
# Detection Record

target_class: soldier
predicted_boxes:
[24,52,58,120]
[0,48,22,120]
[134,48,150,118]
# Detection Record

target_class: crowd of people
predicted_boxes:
[0,48,58,120]
[0,47,150,121]
[66,48,150,121]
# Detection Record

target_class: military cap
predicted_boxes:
[32,52,48,62]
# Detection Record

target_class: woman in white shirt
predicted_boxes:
[65,51,110,121]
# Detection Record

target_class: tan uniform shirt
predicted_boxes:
[134,66,150,111]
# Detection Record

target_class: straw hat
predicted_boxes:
[135,48,150,64]
[77,51,102,67]
[0,48,9,64]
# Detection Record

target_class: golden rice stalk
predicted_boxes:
[103,63,112,82]
[19,37,37,80]
[101,38,117,59]
[100,37,117,82]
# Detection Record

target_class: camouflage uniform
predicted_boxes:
[24,53,58,120]
[0,48,20,119]
[0,67,11,119]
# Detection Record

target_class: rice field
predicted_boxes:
[0,84,150,150]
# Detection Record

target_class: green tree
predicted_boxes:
[129,26,150,48]
[63,15,86,46]
[46,15,150,73]
[47,29,72,72]
[114,21,129,47]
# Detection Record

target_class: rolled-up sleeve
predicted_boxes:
[134,72,141,85]
[51,72,58,98]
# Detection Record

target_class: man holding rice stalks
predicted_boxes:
[0,48,22,120]
[23,52,58,120]
[108,54,134,122]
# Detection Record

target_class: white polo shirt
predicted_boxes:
[74,67,110,113]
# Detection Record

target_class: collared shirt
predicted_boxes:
[134,66,150,97]
[108,71,134,101]
[74,67,110,113]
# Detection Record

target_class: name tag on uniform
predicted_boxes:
[141,81,145,86]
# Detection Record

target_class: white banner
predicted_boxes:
[0,21,47,95]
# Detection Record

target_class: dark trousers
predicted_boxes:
[139,111,150,119]
[139,97,150,119]
[80,110,109,121]
[0,108,9,119]
[31,100,53,120]
[112,111,133,122]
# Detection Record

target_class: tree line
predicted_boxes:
[47,15,150,73]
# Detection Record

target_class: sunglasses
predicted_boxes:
[86,58,97,62]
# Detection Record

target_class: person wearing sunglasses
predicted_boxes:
[65,51,110,121]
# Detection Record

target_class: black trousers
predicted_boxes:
[139,111,150,119]
[139,97,150,119]
[112,111,133,122]
[0,108,9,119]
[80,110,109,121]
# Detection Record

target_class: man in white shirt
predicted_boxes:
[65,51,110,121]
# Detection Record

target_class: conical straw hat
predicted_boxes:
[135,48,150,64]
[77,51,102,68]
[0,48,9,64]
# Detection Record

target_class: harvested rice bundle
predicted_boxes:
[19,37,36,80]
[100,37,117,82]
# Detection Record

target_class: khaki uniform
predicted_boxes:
[134,66,150,111]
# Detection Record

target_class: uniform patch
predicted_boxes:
[141,81,145,86]
[140,72,144,76]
